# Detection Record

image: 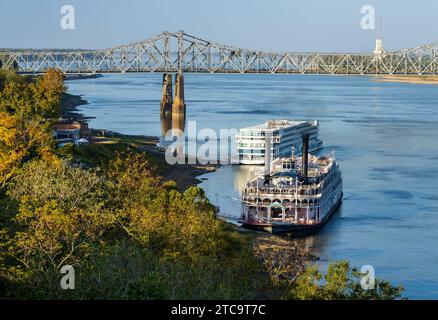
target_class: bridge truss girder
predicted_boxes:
[1,31,437,75]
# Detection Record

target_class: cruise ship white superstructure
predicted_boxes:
[236,120,322,165]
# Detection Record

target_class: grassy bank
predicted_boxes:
[72,135,216,191]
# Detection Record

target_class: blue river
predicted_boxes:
[67,73,438,299]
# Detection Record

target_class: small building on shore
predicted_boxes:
[53,119,92,146]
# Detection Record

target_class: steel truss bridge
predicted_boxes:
[1,31,438,75]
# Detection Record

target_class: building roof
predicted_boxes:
[240,120,309,132]
[54,124,81,131]
[54,120,89,132]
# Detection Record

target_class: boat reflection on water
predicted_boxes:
[233,165,264,192]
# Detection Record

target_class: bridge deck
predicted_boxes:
[1,31,437,75]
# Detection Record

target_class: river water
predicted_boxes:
[67,73,438,299]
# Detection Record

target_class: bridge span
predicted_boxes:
[1,31,437,75]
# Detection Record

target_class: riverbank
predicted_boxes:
[373,74,438,85]
[60,74,102,120]
[60,91,218,191]
[60,92,90,121]
[65,73,103,81]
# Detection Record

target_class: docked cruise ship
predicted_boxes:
[240,134,343,234]
[236,120,322,165]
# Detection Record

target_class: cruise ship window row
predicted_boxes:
[243,184,342,208]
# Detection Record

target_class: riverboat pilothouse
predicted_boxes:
[240,133,343,234]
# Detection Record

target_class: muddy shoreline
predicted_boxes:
[60,92,92,121]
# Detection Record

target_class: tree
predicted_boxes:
[1,158,114,288]
[8,159,105,212]
[0,70,27,91]
[0,69,64,188]
[0,150,268,300]
[105,152,222,261]
[3,195,116,288]
[32,69,65,119]
[105,151,162,208]
[0,69,64,126]
[0,112,28,187]
[291,261,404,300]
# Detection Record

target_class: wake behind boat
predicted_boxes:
[240,133,343,234]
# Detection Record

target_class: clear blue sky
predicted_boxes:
[0,0,436,52]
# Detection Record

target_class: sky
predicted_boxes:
[0,0,437,53]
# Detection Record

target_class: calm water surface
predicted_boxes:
[67,74,438,299]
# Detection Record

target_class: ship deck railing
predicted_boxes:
[243,191,323,199]
[246,213,317,225]
[246,174,328,188]
[244,184,323,192]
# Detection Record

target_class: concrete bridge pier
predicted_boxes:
[172,73,186,114]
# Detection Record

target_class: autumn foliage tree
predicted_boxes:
[0,69,64,187]
[1,151,264,299]
[291,261,404,300]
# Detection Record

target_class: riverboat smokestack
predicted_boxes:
[302,133,310,183]
[160,73,173,114]
[264,132,272,177]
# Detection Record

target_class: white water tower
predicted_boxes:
[373,38,385,55]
